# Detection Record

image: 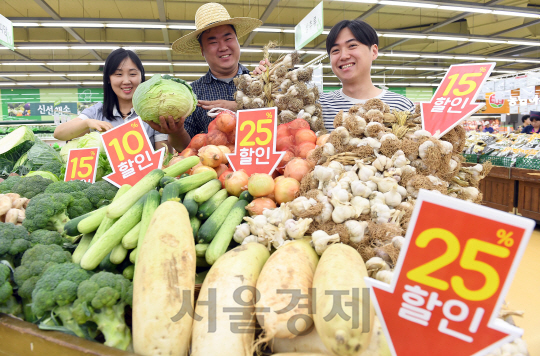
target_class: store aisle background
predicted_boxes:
[507,228,540,355]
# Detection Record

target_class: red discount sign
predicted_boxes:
[421,63,495,137]
[64,147,99,183]
[100,117,164,187]
[227,107,285,176]
[365,190,534,356]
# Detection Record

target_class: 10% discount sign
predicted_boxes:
[365,190,534,356]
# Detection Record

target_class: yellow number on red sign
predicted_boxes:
[255,119,272,145]
[239,120,256,147]
[407,228,510,301]
[108,130,145,161]
[443,73,483,97]
[69,156,93,179]
[239,119,273,146]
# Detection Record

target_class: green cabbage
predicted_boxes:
[60,139,80,163]
[26,171,59,182]
[0,126,35,176]
[133,74,197,124]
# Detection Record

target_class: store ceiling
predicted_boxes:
[0,0,539,87]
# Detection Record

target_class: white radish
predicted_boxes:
[272,327,331,354]
[191,243,270,356]
[313,244,374,356]
[253,239,319,352]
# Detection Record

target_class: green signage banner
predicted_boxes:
[295,1,324,50]
[0,14,14,51]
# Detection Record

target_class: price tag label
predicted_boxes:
[100,117,164,187]
[421,63,495,137]
[64,148,99,183]
[366,190,534,356]
[227,107,284,176]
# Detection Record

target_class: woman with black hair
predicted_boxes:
[54,48,183,151]
[319,20,416,131]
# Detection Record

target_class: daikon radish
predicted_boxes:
[313,244,374,356]
[356,317,392,356]
[272,353,327,356]
[191,243,270,356]
[273,326,331,354]
[132,201,196,356]
[254,239,319,352]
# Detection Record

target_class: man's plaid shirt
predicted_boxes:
[184,64,250,138]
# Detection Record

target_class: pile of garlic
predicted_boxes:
[233,51,325,133]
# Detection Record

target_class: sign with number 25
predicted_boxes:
[64,147,99,183]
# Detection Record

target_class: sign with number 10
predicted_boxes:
[64,148,99,183]
[366,190,534,356]
[227,107,285,176]
[100,117,164,187]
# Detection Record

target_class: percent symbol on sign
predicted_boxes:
[497,229,514,247]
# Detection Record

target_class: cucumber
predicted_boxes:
[110,244,128,264]
[107,169,164,219]
[206,200,249,265]
[159,176,176,188]
[196,256,210,267]
[72,233,94,265]
[195,270,208,285]
[183,190,199,218]
[161,183,181,204]
[190,216,201,238]
[90,185,132,247]
[122,221,141,249]
[138,190,161,249]
[163,156,200,177]
[193,179,222,204]
[77,206,108,235]
[179,174,189,179]
[195,243,209,258]
[169,170,217,195]
[197,189,228,220]
[197,196,238,244]
[239,190,254,203]
[123,265,135,280]
[81,194,146,270]
[129,247,138,264]
[65,210,95,237]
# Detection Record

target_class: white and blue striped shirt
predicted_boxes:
[319,89,415,132]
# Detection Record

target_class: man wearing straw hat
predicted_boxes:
[170,3,264,148]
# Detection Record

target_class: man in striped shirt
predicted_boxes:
[319,20,415,131]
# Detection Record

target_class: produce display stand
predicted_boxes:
[0,314,135,356]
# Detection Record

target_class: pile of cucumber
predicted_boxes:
[65,156,253,274]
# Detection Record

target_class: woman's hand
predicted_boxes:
[86,119,113,132]
[148,115,186,134]
[252,59,270,76]
[197,100,237,112]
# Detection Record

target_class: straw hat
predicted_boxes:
[172,3,262,54]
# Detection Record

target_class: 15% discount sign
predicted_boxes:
[64,148,100,183]
[365,190,535,356]
[100,117,164,187]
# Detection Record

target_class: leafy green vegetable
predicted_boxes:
[13,139,63,176]
[0,141,34,177]
[133,74,197,124]
[0,126,35,156]
[60,139,79,163]
[60,133,111,181]
[26,171,59,182]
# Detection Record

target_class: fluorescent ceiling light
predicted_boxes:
[468,38,507,44]
[416,67,445,71]
[492,10,540,18]
[454,56,487,61]
[42,22,104,27]
[428,36,469,41]
[384,53,419,58]
[142,62,172,66]
[106,24,165,28]
[174,73,206,76]
[66,73,101,76]
[124,46,171,51]
[27,73,66,77]
[507,41,540,47]
[380,1,438,8]
[47,62,92,66]
[438,6,492,14]
[173,63,209,67]
[381,34,427,39]
[268,49,295,53]
[421,55,454,59]
[1,62,45,65]
[515,59,540,63]
[17,46,70,50]
[371,65,385,69]
[240,49,263,53]
[12,23,40,27]
[168,25,196,30]
[254,28,282,33]
[17,82,50,85]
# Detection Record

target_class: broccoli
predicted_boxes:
[11,175,54,198]
[0,263,22,317]
[29,230,69,246]
[0,223,32,267]
[31,263,93,338]
[84,181,118,208]
[0,176,22,194]
[39,161,63,177]
[72,272,132,350]
[23,193,73,234]
[44,181,94,219]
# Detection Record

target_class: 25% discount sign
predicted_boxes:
[100,117,164,187]
[421,63,495,137]
[64,148,100,183]
[227,107,285,176]
[365,190,534,356]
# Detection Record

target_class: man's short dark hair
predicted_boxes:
[326,20,379,55]
[197,24,237,46]
[522,115,530,123]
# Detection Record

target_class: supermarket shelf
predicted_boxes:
[0,121,55,125]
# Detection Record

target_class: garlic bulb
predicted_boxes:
[384,185,402,208]
[366,256,391,278]
[284,218,313,239]
[315,196,333,224]
[322,180,338,196]
[327,161,344,178]
[376,270,394,284]
[345,220,369,244]
[373,155,393,171]
[323,142,336,156]
[304,105,317,115]
[328,186,350,203]
[366,181,378,192]
[351,180,372,198]
[242,235,265,245]
[349,137,362,147]
[261,223,288,250]
[340,170,360,182]
[351,196,370,215]
[392,236,405,250]
[311,230,340,255]
[418,140,435,159]
[233,223,251,244]
[439,141,453,155]
[363,137,382,149]
[414,129,432,138]
[263,204,293,226]
[334,126,351,145]
[338,176,353,192]
[313,166,334,189]
[380,133,397,142]
[449,159,458,171]
[371,203,392,224]
[369,176,398,193]
[331,198,356,223]
[392,150,409,168]
[290,197,318,217]
[397,185,408,198]
[243,215,268,236]
[357,162,376,181]
[369,192,386,206]
[280,79,293,91]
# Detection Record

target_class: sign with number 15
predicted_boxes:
[64,148,99,183]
